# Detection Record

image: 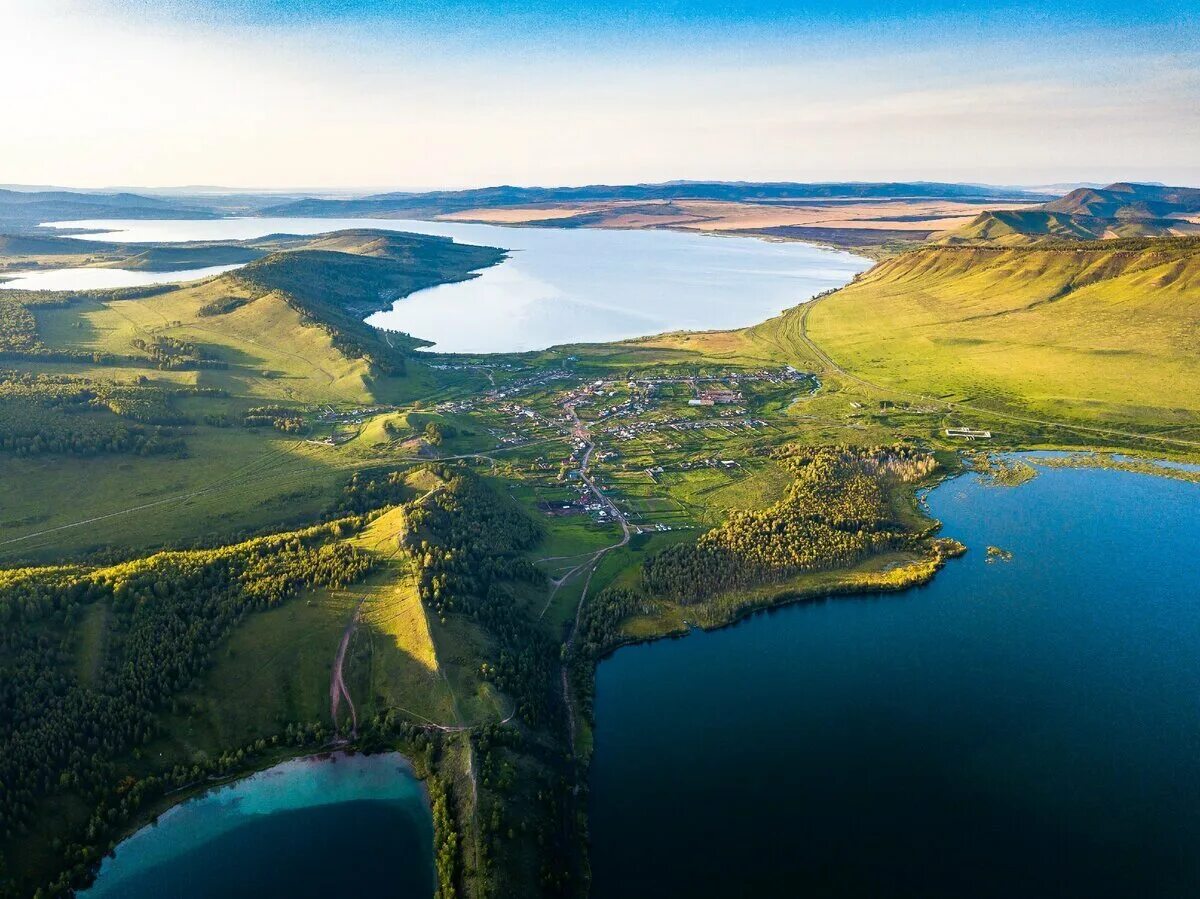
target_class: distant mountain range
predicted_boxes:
[0,189,217,228]
[944,183,1200,244]
[259,181,1045,218]
[9,181,1199,250]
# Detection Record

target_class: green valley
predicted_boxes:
[1,182,1198,899]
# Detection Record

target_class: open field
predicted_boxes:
[800,242,1200,435]
[0,430,346,561]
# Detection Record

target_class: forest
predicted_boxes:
[642,444,938,603]
[0,521,375,893]
[400,465,553,725]
[0,372,211,457]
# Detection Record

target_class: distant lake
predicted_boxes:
[589,463,1200,898]
[0,264,242,292]
[80,752,433,899]
[41,217,870,353]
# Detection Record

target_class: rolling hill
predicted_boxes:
[0,189,217,228]
[941,182,1200,245]
[788,238,1200,433]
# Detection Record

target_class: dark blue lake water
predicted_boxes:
[589,464,1200,898]
[80,752,433,899]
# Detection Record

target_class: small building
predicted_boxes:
[945,427,992,440]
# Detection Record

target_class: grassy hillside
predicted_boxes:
[940,182,1200,244]
[0,235,267,275]
[230,231,504,368]
[940,209,1106,245]
[798,240,1200,435]
[1042,182,1200,218]
[0,229,505,563]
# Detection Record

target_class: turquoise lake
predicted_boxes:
[589,463,1200,898]
[80,752,433,898]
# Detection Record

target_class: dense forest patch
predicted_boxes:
[642,444,938,603]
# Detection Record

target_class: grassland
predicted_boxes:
[799,241,1200,439]
[156,504,460,758]
[0,229,503,566]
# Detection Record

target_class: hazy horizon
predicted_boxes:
[3,177,1198,198]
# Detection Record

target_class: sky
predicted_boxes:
[2,0,1198,190]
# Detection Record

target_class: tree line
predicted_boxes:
[400,465,554,726]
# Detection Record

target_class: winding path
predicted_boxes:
[330,599,364,737]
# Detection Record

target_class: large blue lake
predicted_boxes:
[590,463,1200,898]
[38,217,869,353]
[80,752,433,899]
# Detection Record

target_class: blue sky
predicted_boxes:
[146,0,1194,27]
[6,0,1198,188]
[134,0,1199,52]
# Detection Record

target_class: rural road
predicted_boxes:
[554,400,634,753]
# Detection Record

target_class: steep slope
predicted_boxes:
[795,240,1200,431]
[229,230,505,369]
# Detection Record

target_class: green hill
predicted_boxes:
[941,182,1200,245]
[0,235,266,272]
[102,244,267,271]
[229,230,504,369]
[794,239,1200,433]
[0,234,116,255]
[941,209,1105,245]
[1042,182,1200,218]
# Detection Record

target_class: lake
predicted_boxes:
[40,217,870,353]
[80,752,433,899]
[589,462,1200,898]
[0,264,243,292]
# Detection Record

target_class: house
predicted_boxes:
[702,390,740,404]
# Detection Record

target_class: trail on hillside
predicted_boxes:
[328,484,518,741]
[330,599,364,738]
